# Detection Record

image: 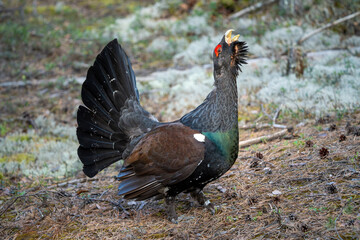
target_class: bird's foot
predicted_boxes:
[190,189,216,215]
[204,199,216,215]
[166,196,178,223]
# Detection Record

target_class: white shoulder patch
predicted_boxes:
[193,133,205,142]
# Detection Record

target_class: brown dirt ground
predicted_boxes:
[1,113,359,239]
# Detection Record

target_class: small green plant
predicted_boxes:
[280,87,286,94]
[45,62,56,71]
[326,217,336,229]
[272,208,282,214]
[293,139,305,148]
[309,206,327,213]
[0,124,9,136]
[315,126,323,131]
[352,152,359,161]
[343,204,354,215]
[251,144,260,151]
[350,152,359,169]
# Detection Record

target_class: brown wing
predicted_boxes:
[117,122,205,200]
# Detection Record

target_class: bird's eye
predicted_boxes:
[214,44,222,57]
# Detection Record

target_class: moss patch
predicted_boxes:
[0,153,36,164]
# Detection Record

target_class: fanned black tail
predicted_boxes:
[77,39,143,177]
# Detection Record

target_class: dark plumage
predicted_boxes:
[77,30,248,222]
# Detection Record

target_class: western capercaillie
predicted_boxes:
[77,29,248,222]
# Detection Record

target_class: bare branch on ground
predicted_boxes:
[239,128,288,148]
[47,178,102,189]
[228,0,278,20]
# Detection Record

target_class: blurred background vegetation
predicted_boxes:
[0,0,359,178]
[1,0,358,82]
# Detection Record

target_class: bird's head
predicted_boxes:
[213,29,248,78]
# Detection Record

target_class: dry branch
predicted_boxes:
[239,128,288,148]
[239,122,274,130]
[87,198,130,215]
[47,177,100,189]
[261,104,287,129]
[229,0,278,20]
[298,11,360,45]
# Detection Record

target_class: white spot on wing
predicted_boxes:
[193,133,205,142]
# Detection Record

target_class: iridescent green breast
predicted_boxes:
[202,126,239,165]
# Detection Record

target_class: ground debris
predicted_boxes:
[346,122,360,136]
[1,115,360,240]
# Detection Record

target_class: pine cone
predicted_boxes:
[329,124,337,131]
[319,147,329,158]
[255,152,264,159]
[305,140,314,147]
[339,134,346,142]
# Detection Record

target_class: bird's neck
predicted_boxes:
[180,68,239,133]
[201,71,239,164]
[212,70,238,132]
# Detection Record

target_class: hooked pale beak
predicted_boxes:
[225,29,240,45]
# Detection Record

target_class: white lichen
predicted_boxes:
[138,66,213,120]
[101,1,359,119]
[0,116,81,178]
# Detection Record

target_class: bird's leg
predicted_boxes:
[190,189,215,214]
[165,196,178,223]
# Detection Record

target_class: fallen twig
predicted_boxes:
[289,162,307,167]
[87,198,130,215]
[229,0,278,20]
[239,104,288,129]
[47,178,100,189]
[239,122,273,130]
[261,104,287,129]
[0,77,84,88]
[239,128,288,148]
[240,171,263,177]
[0,195,26,217]
[298,11,360,45]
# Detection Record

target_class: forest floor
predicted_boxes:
[1,112,359,239]
[1,0,360,239]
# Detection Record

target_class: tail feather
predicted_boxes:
[83,68,121,119]
[77,39,144,177]
[78,147,121,165]
[77,106,117,140]
[77,128,126,150]
[92,63,126,112]
[98,40,139,103]
[81,88,119,130]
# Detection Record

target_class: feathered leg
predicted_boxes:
[165,196,178,223]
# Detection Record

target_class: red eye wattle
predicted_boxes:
[214,44,222,57]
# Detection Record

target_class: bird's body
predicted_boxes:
[77,30,247,221]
